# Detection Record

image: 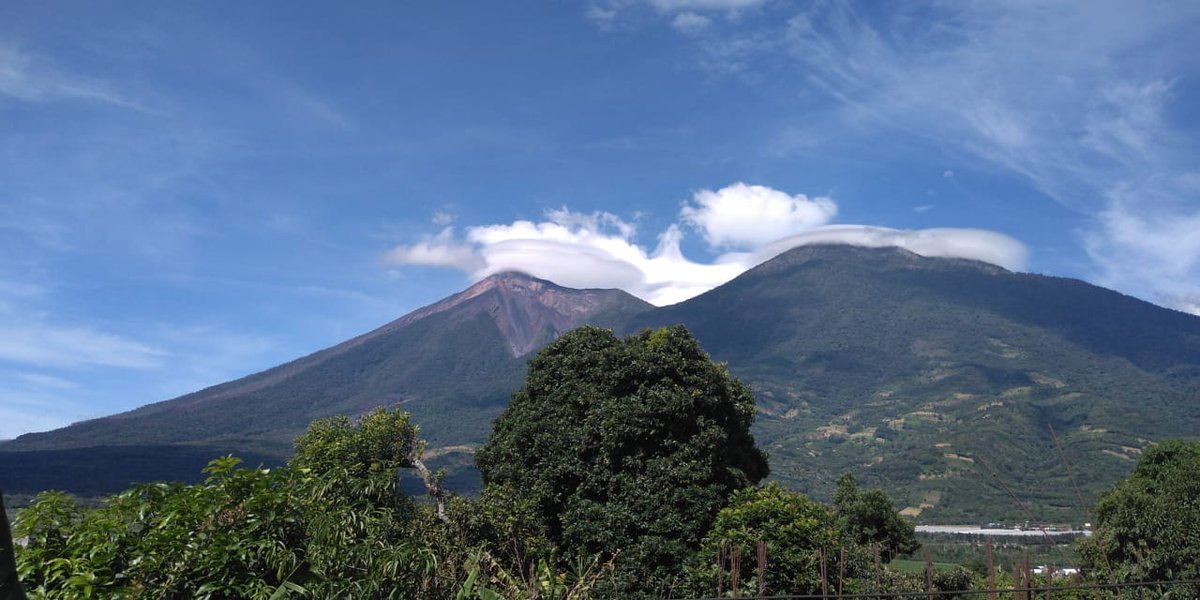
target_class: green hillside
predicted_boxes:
[631,245,1200,522]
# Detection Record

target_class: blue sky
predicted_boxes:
[2,1,1198,439]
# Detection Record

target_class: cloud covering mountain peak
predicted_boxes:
[385,183,1027,306]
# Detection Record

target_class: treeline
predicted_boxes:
[916,532,1086,545]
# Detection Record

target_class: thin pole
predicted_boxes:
[716,542,725,598]
[1135,548,1146,600]
[839,547,846,598]
[874,545,881,600]
[925,546,934,600]
[757,540,766,598]
[1048,424,1089,518]
[821,547,829,600]
[1012,560,1022,600]
[988,539,996,600]
[1024,551,1031,600]
[731,544,741,597]
[1049,422,1114,599]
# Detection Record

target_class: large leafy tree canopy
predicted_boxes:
[1078,439,1200,587]
[474,325,769,594]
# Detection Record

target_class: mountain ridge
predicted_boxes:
[3,244,1198,521]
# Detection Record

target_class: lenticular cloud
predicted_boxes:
[752,226,1029,272]
[384,183,1028,306]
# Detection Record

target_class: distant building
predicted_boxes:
[1033,566,1080,578]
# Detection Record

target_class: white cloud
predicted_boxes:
[464,211,728,302]
[681,182,837,249]
[543,207,637,238]
[432,211,455,226]
[382,227,483,272]
[943,170,954,179]
[384,183,1026,306]
[0,323,167,369]
[383,241,481,271]
[672,12,713,35]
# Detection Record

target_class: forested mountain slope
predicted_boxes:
[631,245,1200,521]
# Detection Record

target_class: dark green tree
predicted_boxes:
[474,325,769,596]
[1078,439,1200,590]
[684,482,859,597]
[832,473,920,562]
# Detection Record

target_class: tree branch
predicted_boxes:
[408,456,448,523]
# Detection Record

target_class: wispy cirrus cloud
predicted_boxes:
[384,182,1027,306]
[0,281,165,369]
[0,19,381,438]
[0,312,287,438]
[586,0,767,29]
[753,2,1200,312]
[0,324,166,369]
[0,277,162,436]
[0,44,151,111]
[0,321,287,439]
[0,272,293,437]
[649,0,766,11]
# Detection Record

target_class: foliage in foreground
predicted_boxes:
[1078,439,1200,592]
[14,409,435,598]
[16,408,560,599]
[10,326,981,599]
